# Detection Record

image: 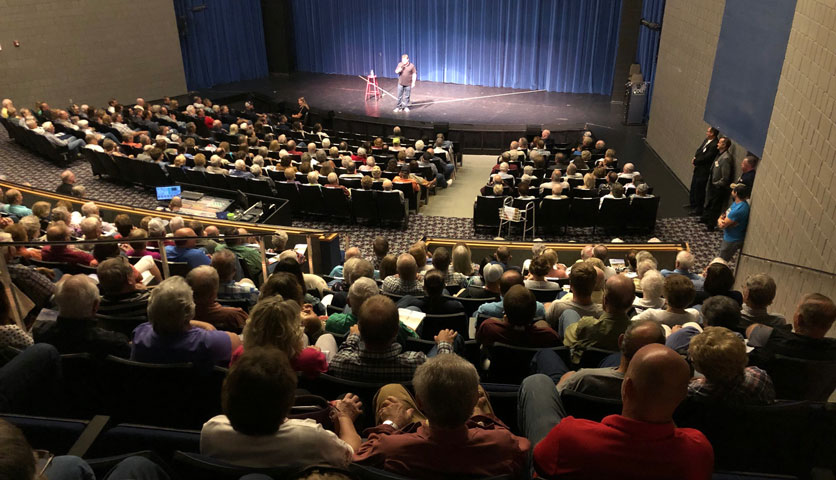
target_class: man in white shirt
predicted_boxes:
[201,348,361,468]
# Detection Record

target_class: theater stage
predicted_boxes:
[197,72,689,218]
[199,72,625,128]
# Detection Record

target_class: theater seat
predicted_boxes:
[559,389,622,422]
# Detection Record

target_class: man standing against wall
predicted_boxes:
[394,54,417,113]
[701,136,734,230]
[685,127,719,216]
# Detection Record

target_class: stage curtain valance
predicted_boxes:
[290,0,623,95]
[173,0,269,91]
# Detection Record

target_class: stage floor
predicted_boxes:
[198,72,690,218]
[199,72,627,128]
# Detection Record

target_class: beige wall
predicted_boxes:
[645,0,727,185]
[737,0,836,336]
[0,0,186,111]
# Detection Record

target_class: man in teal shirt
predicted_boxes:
[1,189,33,217]
[717,184,750,262]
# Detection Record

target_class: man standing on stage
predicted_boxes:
[394,54,417,113]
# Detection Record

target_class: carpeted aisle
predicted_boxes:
[0,127,726,269]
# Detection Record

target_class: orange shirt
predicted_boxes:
[393,176,420,192]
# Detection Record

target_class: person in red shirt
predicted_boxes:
[41,222,94,266]
[353,354,530,479]
[476,285,560,348]
[521,343,714,479]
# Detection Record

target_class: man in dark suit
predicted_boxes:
[701,136,734,230]
[686,127,719,215]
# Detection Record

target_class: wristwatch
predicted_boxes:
[382,420,399,430]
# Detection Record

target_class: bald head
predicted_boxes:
[173,227,197,248]
[619,319,666,361]
[621,344,691,423]
[603,274,636,313]
[581,245,594,260]
[344,247,361,261]
[499,269,524,296]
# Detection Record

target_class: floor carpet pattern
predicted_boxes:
[0,127,725,270]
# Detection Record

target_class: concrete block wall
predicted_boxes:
[737,0,836,336]
[645,0,726,186]
[0,0,186,111]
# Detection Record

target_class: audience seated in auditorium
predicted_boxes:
[0,232,55,314]
[131,276,241,369]
[96,256,150,319]
[354,354,530,478]
[476,270,546,319]
[381,253,424,296]
[34,274,130,357]
[693,261,742,307]
[201,347,358,468]
[543,262,602,329]
[125,228,160,260]
[524,255,561,291]
[55,170,76,196]
[740,273,785,329]
[430,246,468,287]
[633,274,701,329]
[329,247,361,278]
[212,249,259,307]
[666,295,743,354]
[688,326,775,406]
[216,227,263,284]
[562,274,636,363]
[1,189,32,218]
[231,296,332,378]
[326,277,421,346]
[660,250,704,290]
[747,293,836,367]
[397,269,465,315]
[328,295,454,383]
[520,344,713,479]
[631,270,665,313]
[535,319,666,400]
[164,227,210,269]
[187,265,248,333]
[477,285,559,348]
[41,222,94,266]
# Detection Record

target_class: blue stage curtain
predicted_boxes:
[636,0,665,117]
[291,0,623,95]
[173,0,268,91]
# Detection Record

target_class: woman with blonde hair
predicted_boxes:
[451,242,478,276]
[292,96,310,122]
[231,295,333,377]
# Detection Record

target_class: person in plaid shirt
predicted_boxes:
[212,249,259,307]
[329,295,455,383]
[381,254,424,296]
[688,326,775,406]
[430,247,468,288]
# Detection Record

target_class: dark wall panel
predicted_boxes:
[703,0,796,157]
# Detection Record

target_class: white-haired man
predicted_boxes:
[56,170,76,195]
[34,274,130,357]
[660,250,704,290]
[131,276,241,369]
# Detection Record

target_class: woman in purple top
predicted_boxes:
[131,277,241,370]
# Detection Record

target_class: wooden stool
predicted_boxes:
[365,72,381,101]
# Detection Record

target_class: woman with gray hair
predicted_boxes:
[130,276,241,369]
[632,269,666,313]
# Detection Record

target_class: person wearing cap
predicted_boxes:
[460,262,503,299]
[716,183,750,262]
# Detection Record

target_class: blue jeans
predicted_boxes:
[396,84,412,109]
[103,456,170,480]
[557,310,582,338]
[532,349,571,383]
[442,162,455,179]
[517,374,566,447]
[718,240,743,262]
